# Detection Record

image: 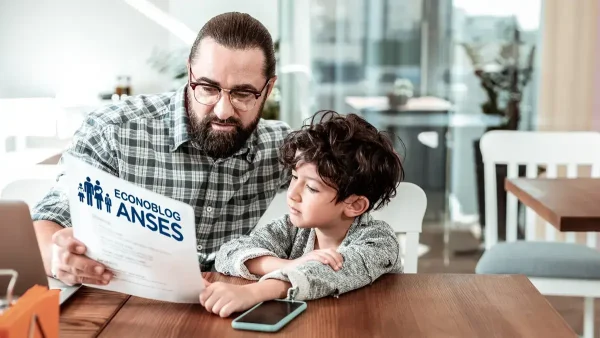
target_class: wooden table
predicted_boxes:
[505,178,600,232]
[60,273,576,337]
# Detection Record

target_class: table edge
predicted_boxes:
[505,178,563,230]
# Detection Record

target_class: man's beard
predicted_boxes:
[186,89,264,159]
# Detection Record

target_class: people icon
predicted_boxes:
[78,183,85,203]
[105,193,112,213]
[84,177,94,206]
[94,180,104,210]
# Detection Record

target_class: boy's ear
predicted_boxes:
[343,195,370,218]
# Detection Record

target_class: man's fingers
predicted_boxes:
[56,264,110,285]
[62,251,107,276]
[54,269,105,286]
[52,229,86,254]
[54,263,110,283]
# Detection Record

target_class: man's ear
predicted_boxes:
[343,195,370,218]
[266,76,278,98]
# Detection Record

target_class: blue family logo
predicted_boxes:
[78,177,112,213]
[76,176,184,242]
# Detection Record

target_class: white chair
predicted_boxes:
[256,182,427,274]
[476,130,600,338]
[0,165,59,212]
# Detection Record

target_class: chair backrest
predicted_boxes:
[480,130,600,249]
[256,182,427,273]
[0,165,59,212]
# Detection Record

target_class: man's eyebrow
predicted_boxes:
[197,77,260,92]
[231,83,260,92]
[197,77,220,86]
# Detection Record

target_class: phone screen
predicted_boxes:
[235,300,304,325]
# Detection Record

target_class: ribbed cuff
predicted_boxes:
[260,268,311,301]
[236,249,279,280]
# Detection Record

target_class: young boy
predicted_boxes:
[200,111,404,318]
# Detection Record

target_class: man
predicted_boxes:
[31,12,291,286]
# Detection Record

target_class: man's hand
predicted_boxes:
[287,248,344,271]
[51,227,112,286]
[199,282,259,318]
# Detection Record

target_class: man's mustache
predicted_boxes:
[205,114,242,128]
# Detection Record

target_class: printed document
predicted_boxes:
[64,154,203,303]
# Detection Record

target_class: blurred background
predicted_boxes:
[3,0,600,331]
[0,0,596,262]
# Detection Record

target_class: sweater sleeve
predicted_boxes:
[215,215,295,280]
[259,220,402,300]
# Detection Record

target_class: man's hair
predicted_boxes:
[189,12,276,79]
[280,111,405,213]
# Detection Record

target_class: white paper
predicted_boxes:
[63,154,203,303]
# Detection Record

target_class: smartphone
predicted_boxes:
[231,299,307,332]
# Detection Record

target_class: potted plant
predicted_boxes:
[387,78,414,109]
[460,25,536,242]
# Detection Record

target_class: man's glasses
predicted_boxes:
[188,67,270,112]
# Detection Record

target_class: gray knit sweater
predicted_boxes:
[215,213,403,301]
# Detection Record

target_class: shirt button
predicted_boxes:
[206,206,213,212]
[197,245,203,250]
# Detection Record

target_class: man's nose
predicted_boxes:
[213,92,235,121]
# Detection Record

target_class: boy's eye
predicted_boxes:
[306,185,318,193]
[291,174,298,180]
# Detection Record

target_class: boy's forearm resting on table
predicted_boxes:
[259,232,402,301]
[245,256,290,276]
[246,279,291,303]
[214,216,294,279]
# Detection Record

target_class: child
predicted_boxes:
[200,110,404,317]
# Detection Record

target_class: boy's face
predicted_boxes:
[286,161,350,229]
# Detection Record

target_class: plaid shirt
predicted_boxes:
[32,85,292,271]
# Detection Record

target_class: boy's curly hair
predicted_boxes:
[280,110,404,212]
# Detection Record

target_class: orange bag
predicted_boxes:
[0,270,59,338]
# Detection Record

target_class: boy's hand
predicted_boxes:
[199,282,258,318]
[287,248,344,271]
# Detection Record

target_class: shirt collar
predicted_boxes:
[169,84,261,163]
[169,85,190,152]
[355,212,373,227]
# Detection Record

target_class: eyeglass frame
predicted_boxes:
[188,65,271,112]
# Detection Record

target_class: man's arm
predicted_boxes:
[214,215,295,279]
[33,220,64,276]
[31,113,119,279]
[259,220,402,300]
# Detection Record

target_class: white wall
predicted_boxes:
[0,0,279,100]
[168,0,279,50]
[0,0,173,100]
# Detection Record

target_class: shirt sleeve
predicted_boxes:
[215,215,295,280]
[259,220,402,300]
[31,114,119,228]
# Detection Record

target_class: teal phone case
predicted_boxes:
[231,299,307,332]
